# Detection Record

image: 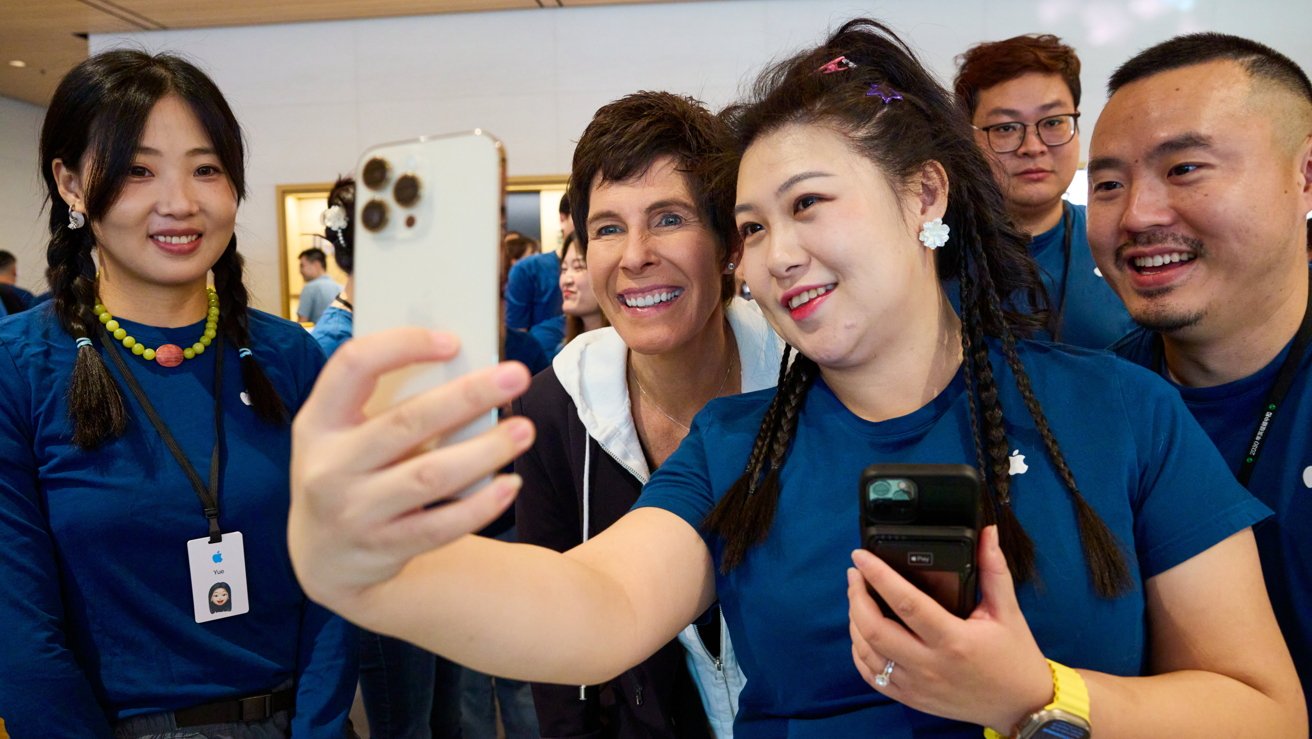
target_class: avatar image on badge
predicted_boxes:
[209,582,233,613]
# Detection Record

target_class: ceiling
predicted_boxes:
[0,0,695,106]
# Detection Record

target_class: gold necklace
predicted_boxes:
[632,351,736,432]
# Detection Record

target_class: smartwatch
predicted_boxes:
[984,660,1091,739]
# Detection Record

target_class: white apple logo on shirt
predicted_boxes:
[1302,466,1312,489]
[1009,449,1029,475]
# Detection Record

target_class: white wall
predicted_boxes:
[0,0,1303,309]
[0,95,51,294]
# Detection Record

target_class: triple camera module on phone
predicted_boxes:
[361,156,422,233]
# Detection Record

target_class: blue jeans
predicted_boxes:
[431,654,464,739]
[458,668,538,739]
[114,711,290,739]
[358,630,436,739]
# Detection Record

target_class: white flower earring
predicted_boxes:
[68,208,86,230]
[919,218,949,249]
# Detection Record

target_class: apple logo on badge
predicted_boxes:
[212,551,223,564]
[1009,449,1029,476]
[240,391,252,406]
[1303,466,1312,489]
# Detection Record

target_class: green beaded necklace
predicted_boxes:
[93,287,220,368]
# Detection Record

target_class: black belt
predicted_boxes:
[173,687,294,727]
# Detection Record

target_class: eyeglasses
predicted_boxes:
[973,113,1080,154]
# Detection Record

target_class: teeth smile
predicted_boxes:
[788,284,835,310]
[156,234,199,245]
[1132,252,1194,269]
[621,288,682,308]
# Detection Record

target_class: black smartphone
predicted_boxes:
[858,464,981,620]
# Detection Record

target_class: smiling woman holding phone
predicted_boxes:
[287,19,1303,739]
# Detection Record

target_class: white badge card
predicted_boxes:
[187,531,250,623]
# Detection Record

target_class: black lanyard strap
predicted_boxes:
[101,329,227,542]
[1237,271,1312,487]
[1048,202,1074,342]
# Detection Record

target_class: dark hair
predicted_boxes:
[558,192,571,217]
[954,34,1082,118]
[323,177,355,274]
[298,247,328,269]
[208,581,232,613]
[501,234,539,294]
[0,250,15,273]
[39,49,287,448]
[568,91,737,303]
[1109,32,1312,103]
[705,19,1130,597]
[560,232,609,344]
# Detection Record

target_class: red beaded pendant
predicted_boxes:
[155,343,184,368]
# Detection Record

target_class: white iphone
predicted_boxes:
[353,129,505,454]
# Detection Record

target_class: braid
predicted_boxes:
[704,349,817,571]
[958,215,1037,583]
[47,216,128,448]
[211,236,288,424]
[956,241,990,494]
[966,205,1131,597]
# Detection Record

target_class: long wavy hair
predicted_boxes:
[40,49,287,448]
[704,19,1130,597]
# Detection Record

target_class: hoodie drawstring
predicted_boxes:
[579,439,593,700]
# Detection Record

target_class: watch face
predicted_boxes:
[1034,721,1091,739]
[1018,710,1092,739]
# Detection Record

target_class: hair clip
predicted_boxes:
[321,204,348,231]
[865,83,903,103]
[321,204,349,252]
[817,55,856,74]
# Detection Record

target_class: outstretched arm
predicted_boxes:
[289,328,715,684]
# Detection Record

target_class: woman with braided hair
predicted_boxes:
[0,50,356,736]
[287,19,1303,738]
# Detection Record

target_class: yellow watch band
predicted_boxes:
[982,660,1090,739]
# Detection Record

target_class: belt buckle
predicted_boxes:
[239,693,272,721]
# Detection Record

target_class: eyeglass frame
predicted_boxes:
[972,113,1081,154]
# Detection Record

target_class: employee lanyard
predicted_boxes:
[1048,202,1074,343]
[1153,271,1312,488]
[1236,273,1312,486]
[101,328,227,542]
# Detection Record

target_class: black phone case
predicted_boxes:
[866,524,978,619]
[859,464,981,620]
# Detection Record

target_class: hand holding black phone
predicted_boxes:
[858,464,981,620]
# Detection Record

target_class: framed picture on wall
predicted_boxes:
[276,175,568,322]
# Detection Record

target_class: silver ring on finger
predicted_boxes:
[874,659,895,688]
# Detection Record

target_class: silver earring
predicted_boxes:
[919,218,949,249]
[68,209,85,230]
[725,261,737,273]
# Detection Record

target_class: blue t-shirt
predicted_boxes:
[948,204,1134,350]
[636,341,1268,738]
[0,305,356,736]
[528,314,566,360]
[505,252,563,331]
[298,274,341,323]
[310,304,353,358]
[1114,326,1312,714]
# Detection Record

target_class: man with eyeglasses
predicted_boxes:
[954,34,1133,348]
